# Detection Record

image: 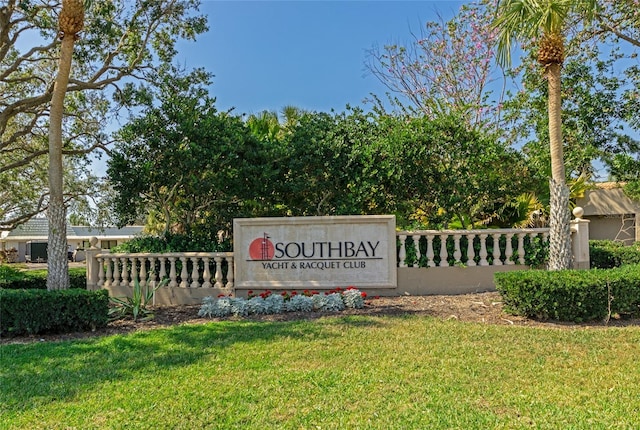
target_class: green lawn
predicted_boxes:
[1,315,639,429]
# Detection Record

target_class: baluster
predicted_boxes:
[130,257,138,285]
[139,257,147,287]
[426,235,435,268]
[111,257,120,287]
[97,257,106,287]
[225,256,234,288]
[492,233,502,266]
[148,257,157,286]
[453,234,462,265]
[439,234,449,267]
[398,235,407,268]
[214,256,223,288]
[412,234,421,268]
[517,233,526,265]
[505,233,515,265]
[478,234,489,266]
[202,257,212,288]
[466,234,476,267]
[159,257,167,283]
[120,257,129,287]
[179,257,189,288]
[190,257,201,288]
[168,257,178,287]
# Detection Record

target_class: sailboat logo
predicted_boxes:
[248,233,275,260]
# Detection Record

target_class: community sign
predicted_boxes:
[233,215,397,290]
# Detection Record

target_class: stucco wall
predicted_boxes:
[585,215,635,245]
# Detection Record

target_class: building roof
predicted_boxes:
[576,186,640,216]
[2,218,144,241]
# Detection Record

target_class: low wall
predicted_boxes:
[105,283,232,306]
[394,265,524,296]
[103,265,526,304]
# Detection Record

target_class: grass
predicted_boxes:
[1,315,640,429]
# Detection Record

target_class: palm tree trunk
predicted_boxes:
[546,63,572,270]
[47,33,75,290]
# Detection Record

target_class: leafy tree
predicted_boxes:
[108,69,272,235]
[0,0,207,231]
[377,114,533,228]
[502,43,639,181]
[590,0,640,48]
[366,0,507,131]
[274,109,532,228]
[494,0,598,270]
[276,108,385,217]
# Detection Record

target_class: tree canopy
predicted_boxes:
[0,0,207,230]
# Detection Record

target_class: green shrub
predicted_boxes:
[495,265,640,322]
[589,240,640,269]
[112,231,231,253]
[0,266,86,290]
[0,289,109,336]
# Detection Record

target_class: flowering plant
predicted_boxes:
[199,287,368,318]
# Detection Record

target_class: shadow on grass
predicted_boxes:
[0,315,384,412]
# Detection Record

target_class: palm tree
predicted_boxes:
[493,0,597,270]
[47,0,84,290]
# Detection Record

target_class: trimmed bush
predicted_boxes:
[0,266,86,290]
[0,289,108,336]
[495,265,640,322]
[590,240,640,269]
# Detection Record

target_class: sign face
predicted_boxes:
[233,215,397,290]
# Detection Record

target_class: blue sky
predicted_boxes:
[175,1,465,116]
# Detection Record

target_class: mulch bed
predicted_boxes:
[3,292,639,345]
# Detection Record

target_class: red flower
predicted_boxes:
[361,292,367,298]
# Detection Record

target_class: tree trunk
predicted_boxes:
[548,178,572,270]
[47,33,75,290]
[546,63,572,270]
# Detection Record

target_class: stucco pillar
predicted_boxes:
[570,207,590,270]
[85,236,102,290]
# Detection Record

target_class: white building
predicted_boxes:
[1,218,143,262]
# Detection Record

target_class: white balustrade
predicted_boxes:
[398,234,407,268]
[439,235,449,267]
[412,234,421,268]
[466,234,476,266]
[395,228,550,268]
[93,252,235,291]
[492,233,502,266]
[426,235,435,267]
